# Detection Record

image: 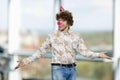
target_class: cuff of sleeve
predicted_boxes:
[22,58,30,65]
[95,53,100,57]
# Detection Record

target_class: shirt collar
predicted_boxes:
[57,30,71,35]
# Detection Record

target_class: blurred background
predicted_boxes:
[0,0,114,80]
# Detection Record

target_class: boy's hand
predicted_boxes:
[99,52,112,60]
[15,60,25,70]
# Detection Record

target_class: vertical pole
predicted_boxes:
[53,0,62,30]
[114,0,120,80]
[8,0,22,80]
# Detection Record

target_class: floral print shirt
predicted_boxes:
[23,30,100,64]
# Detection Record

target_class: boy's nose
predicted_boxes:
[57,21,62,26]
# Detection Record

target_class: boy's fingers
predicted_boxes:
[107,56,112,60]
[105,55,112,60]
[15,66,19,70]
[100,52,112,60]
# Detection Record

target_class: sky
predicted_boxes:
[0,0,113,33]
[63,0,113,32]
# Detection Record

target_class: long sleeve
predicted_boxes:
[23,35,51,64]
[74,34,100,58]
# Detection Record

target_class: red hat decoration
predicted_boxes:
[60,6,65,12]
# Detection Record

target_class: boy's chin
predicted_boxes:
[59,28,64,31]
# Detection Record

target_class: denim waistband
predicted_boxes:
[51,63,76,67]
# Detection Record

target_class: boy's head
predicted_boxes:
[56,10,74,26]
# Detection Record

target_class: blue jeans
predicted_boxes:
[51,65,76,80]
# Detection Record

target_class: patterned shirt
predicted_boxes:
[23,30,100,64]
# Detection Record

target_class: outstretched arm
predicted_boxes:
[74,34,112,60]
[15,35,51,69]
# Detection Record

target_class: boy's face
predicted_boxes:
[57,18,69,31]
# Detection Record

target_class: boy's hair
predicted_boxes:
[56,10,74,26]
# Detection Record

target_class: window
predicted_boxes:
[20,0,54,79]
[63,0,113,80]
[0,0,8,50]
[20,0,54,50]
